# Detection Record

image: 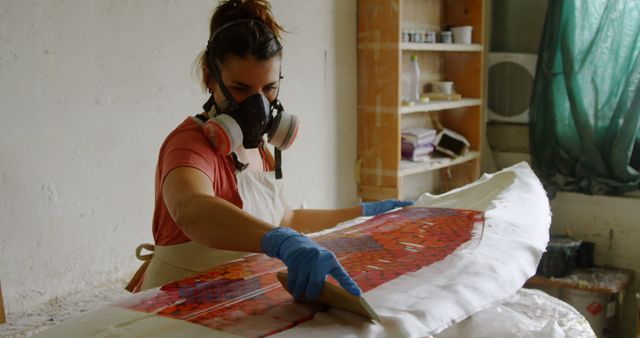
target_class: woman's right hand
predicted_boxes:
[261,227,361,301]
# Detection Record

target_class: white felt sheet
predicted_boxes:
[274,162,551,337]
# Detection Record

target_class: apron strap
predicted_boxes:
[125,243,155,293]
[136,243,155,261]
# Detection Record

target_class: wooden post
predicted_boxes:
[0,280,5,324]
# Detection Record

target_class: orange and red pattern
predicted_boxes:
[117,207,483,337]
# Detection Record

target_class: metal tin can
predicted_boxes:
[412,30,422,43]
[440,31,453,43]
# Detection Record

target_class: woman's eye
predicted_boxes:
[232,87,249,93]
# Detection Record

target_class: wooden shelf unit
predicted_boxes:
[357,0,485,201]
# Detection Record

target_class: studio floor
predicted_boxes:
[0,279,128,338]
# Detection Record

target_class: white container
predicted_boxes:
[430,81,454,95]
[451,26,473,44]
[562,288,616,338]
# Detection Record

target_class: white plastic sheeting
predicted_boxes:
[436,288,595,338]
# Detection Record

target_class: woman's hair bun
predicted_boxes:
[211,0,284,40]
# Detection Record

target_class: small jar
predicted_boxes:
[413,30,422,43]
[424,30,436,43]
[402,29,410,43]
[430,81,454,95]
[440,31,453,44]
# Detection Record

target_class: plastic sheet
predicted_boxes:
[435,288,596,338]
[111,207,481,338]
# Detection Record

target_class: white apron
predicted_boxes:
[127,169,288,292]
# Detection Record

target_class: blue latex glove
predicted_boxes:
[262,227,361,301]
[361,199,414,216]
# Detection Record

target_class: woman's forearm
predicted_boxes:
[174,193,276,252]
[288,206,362,234]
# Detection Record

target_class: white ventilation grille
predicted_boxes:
[487,53,537,123]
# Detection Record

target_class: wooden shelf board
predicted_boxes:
[399,151,480,177]
[400,98,482,114]
[401,42,483,52]
[0,280,4,324]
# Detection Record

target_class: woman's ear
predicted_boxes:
[208,78,218,95]
[207,82,218,96]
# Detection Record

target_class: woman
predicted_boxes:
[127,0,412,301]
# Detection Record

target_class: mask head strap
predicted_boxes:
[202,95,215,113]
[275,148,282,179]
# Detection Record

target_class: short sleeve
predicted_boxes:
[158,122,218,186]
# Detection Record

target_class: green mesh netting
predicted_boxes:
[530,0,640,195]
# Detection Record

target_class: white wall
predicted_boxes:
[0,0,357,314]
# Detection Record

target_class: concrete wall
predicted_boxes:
[0,0,357,314]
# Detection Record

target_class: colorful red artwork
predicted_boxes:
[116,207,483,337]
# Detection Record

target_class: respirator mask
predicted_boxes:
[202,92,298,156]
[200,19,299,179]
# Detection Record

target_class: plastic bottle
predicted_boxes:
[407,54,421,102]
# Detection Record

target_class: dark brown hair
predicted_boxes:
[199,0,285,91]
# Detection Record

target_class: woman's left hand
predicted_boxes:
[361,199,414,216]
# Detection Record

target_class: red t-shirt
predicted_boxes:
[152,117,271,245]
